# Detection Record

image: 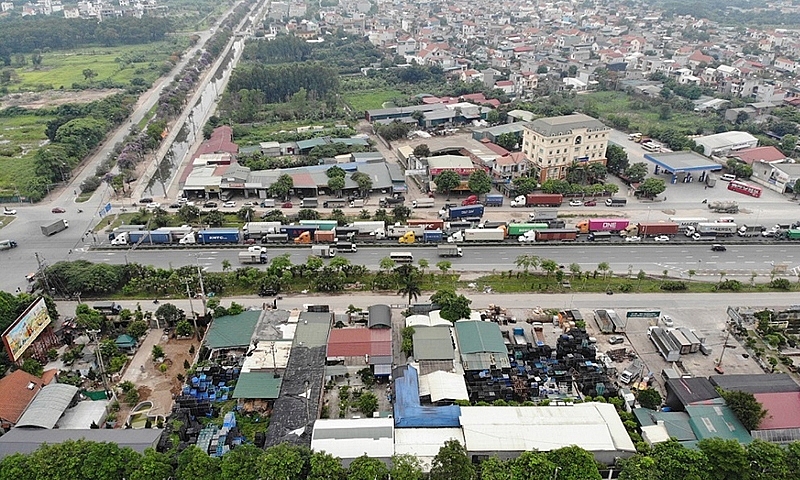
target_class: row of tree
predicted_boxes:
[228,62,339,104]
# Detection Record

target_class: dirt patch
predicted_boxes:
[0,89,124,109]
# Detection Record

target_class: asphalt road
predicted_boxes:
[64,243,798,277]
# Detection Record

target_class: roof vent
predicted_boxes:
[26,382,36,390]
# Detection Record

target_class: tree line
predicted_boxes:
[0,16,172,60]
[227,62,339,104]
[242,33,383,74]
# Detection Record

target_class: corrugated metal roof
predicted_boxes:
[295,312,332,347]
[15,384,79,429]
[368,304,391,329]
[418,371,468,402]
[753,392,800,430]
[326,328,391,358]
[686,405,752,444]
[204,310,262,350]
[413,326,454,361]
[0,428,162,458]
[232,372,282,399]
[394,428,464,472]
[454,321,507,354]
[311,418,394,460]
[709,374,800,394]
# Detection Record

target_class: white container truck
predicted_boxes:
[238,247,268,264]
[463,228,505,241]
[437,244,463,257]
[311,245,336,258]
[412,198,435,208]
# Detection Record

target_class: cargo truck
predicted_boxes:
[407,219,444,230]
[576,218,630,234]
[379,195,405,207]
[511,194,563,207]
[534,228,578,242]
[461,194,479,206]
[463,228,505,241]
[422,230,444,243]
[262,233,289,243]
[323,199,347,208]
[398,231,417,244]
[439,204,485,220]
[437,244,463,257]
[669,217,709,232]
[0,239,17,250]
[484,194,504,207]
[685,222,738,237]
[529,209,558,221]
[387,224,425,239]
[111,232,130,245]
[351,221,386,236]
[41,219,69,236]
[108,224,147,240]
[546,219,566,229]
[242,222,282,240]
[314,230,336,243]
[197,228,241,244]
[349,199,366,208]
[512,327,530,347]
[622,223,679,237]
[279,225,318,240]
[708,200,739,214]
[786,229,800,240]
[335,241,358,252]
[738,224,765,237]
[605,197,627,207]
[311,245,336,258]
[587,231,613,241]
[507,223,549,237]
[300,197,318,208]
[128,230,173,245]
[412,198,435,208]
[299,220,337,231]
[238,247,268,264]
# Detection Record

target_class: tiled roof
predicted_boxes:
[326,328,391,358]
[0,370,45,425]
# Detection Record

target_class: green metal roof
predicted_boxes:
[413,326,454,361]
[115,334,137,348]
[232,372,282,399]
[633,408,696,442]
[454,321,506,354]
[686,404,752,444]
[205,310,262,349]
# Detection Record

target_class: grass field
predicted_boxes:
[585,91,714,134]
[0,114,54,193]
[342,88,403,113]
[234,120,350,147]
[9,42,180,92]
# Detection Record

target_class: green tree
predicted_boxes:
[298,208,320,220]
[468,169,492,196]
[204,209,225,227]
[547,445,601,480]
[510,450,557,480]
[624,162,648,183]
[178,204,200,223]
[20,358,44,377]
[308,451,345,480]
[512,177,539,195]
[379,257,396,270]
[480,456,511,480]
[779,134,797,156]
[176,446,221,480]
[237,206,256,222]
[618,455,658,480]
[793,178,800,199]
[327,176,345,197]
[151,344,164,361]
[356,391,379,415]
[637,388,662,410]
[606,144,629,174]
[412,144,431,158]
[155,303,184,327]
[486,110,501,124]
[569,263,581,278]
[75,303,104,330]
[637,178,666,198]
[597,262,610,280]
[392,205,412,223]
[390,454,424,480]
[130,448,174,480]
[220,444,262,480]
[495,132,518,150]
[82,68,97,81]
[418,258,429,274]
[270,174,294,200]
[436,260,452,275]
[352,171,373,197]
[718,389,767,431]
[540,259,558,278]
[515,254,540,275]
[746,438,788,480]
[348,454,388,480]
[434,170,461,198]
[326,165,346,178]
[651,439,709,480]
[396,265,422,304]
[430,289,472,322]
[698,438,749,480]
[258,443,309,480]
[430,440,474,480]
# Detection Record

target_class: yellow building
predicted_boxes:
[522,113,610,182]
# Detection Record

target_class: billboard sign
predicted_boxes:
[2,297,52,362]
[626,310,660,319]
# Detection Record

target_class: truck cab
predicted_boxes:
[398,231,416,244]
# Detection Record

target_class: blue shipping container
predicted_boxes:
[422,230,443,242]
[198,229,240,244]
[128,231,172,244]
[445,205,485,220]
[485,194,504,207]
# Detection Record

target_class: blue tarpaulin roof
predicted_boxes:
[393,365,461,428]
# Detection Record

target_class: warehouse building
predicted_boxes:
[412,326,456,375]
[453,321,511,371]
[0,429,163,459]
[394,428,465,472]
[310,418,394,467]
[694,131,759,157]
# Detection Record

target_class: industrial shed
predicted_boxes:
[751,392,800,443]
[693,131,758,156]
[368,304,392,329]
[708,374,800,394]
[405,314,451,328]
[418,371,469,403]
[664,377,721,411]
[393,365,461,428]
[310,418,394,467]
[0,428,163,458]
[394,428,465,471]
[204,310,263,351]
[15,384,80,429]
[458,404,636,464]
[412,326,454,361]
[453,321,511,371]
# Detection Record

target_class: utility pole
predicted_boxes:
[184,280,200,341]
[34,253,52,296]
[716,328,731,373]
[195,257,207,317]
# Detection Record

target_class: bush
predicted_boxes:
[151,344,164,361]
[715,279,743,291]
[769,278,791,290]
[80,175,102,193]
[660,281,687,291]
[618,283,633,292]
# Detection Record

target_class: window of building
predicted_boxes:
[575,135,582,145]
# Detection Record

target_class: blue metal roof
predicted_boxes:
[393,365,461,428]
[644,151,723,173]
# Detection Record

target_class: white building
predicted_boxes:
[311,418,394,466]
[694,131,759,157]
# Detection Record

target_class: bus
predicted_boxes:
[390,252,414,263]
[727,180,762,198]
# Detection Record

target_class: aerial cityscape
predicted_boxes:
[1,0,800,478]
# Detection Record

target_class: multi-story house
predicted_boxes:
[521,114,610,183]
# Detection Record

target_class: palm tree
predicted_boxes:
[597,262,610,280]
[418,258,429,275]
[569,263,581,279]
[436,261,451,276]
[540,259,558,278]
[515,254,540,275]
[397,276,422,305]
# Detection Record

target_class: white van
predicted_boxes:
[720,173,736,182]
[390,252,414,263]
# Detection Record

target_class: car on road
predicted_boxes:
[569,199,583,207]
[168,203,181,209]
[608,335,624,344]
[711,244,727,252]
[242,201,257,207]
[203,201,218,208]
[281,202,293,209]
[223,201,237,208]
[139,197,153,204]
[661,315,674,327]
[624,236,642,242]
[3,207,17,215]
[145,202,161,209]
[653,235,670,242]
[51,207,66,213]
[583,200,597,206]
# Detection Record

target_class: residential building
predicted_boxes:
[522,113,610,182]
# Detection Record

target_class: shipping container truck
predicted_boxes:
[786,229,800,240]
[576,218,630,234]
[484,194,504,207]
[463,228,505,241]
[238,249,268,264]
[311,245,336,258]
[335,241,358,252]
[593,309,615,334]
[439,204,485,220]
[197,228,241,244]
[407,219,444,230]
[398,231,417,244]
[0,239,17,250]
[323,199,347,208]
[738,224,765,237]
[299,220,337,231]
[685,222,738,237]
[111,232,130,245]
[158,226,195,240]
[670,217,709,232]
[314,230,336,243]
[622,223,679,237]
[294,232,313,244]
[128,230,173,245]
[242,222,282,239]
[351,221,386,234]
[461,194,479,206]
[412,198,435,208]
[422,230,444,243]
[534,228,578,242]
[708,200,739,214]
[349,199,366,208]
[262,233,289,243]
[511,194,563,207]
[40,219,69,236]
[588,231,614,241]
[437,244,463,257]
[300,197,318,208]
[279,225,318,240]
[387,224,425,239]
[507,223,549,237]
[379,195,405,207]
[530,209,558,221]
[108,224,147,240]
[546,219,566,229]
[605,197,627,207]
